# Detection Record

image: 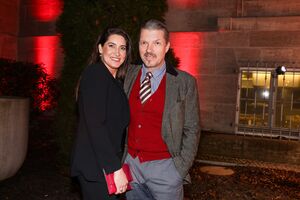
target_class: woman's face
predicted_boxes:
[98,34,127,77]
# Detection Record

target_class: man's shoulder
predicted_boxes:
[128,64,141,71]
[173,68,196,81]
[126,64,141,77]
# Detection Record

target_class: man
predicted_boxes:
[124,19,201,200]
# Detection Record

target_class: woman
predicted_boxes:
[71,28,131,200]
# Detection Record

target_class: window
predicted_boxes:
[236,68,300,139]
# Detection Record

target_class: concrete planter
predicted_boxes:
[0,97,29,181]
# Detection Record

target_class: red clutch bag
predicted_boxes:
[104,163,133,195]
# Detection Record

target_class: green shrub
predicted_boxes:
[0,58,59,116]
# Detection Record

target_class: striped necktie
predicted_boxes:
[140,72,153,104]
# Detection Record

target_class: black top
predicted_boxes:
[71,61,129,181]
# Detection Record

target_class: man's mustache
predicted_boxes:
[144,52,156,57]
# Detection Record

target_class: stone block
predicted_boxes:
[198,75,238,105]
[202,32,217,48]
[198,48,217,75]
[216,48,238,74]
[234,48,261,62]
[217,32,249,47]
[292,49,300,64]
[0,2,19,34]
[176,48,202,76]
[166,11,217,32]
[170,32,217,76]
[218,16,300,31]
[250,31,300,47]
[166,0,237,31]
[260,48,294,63]
[18,36,63,77]
[170,32,206,48]
[0,35,17,59]
[243,0,300,17]
[198,103,215,131]
[0,36,3,57]
[17,37,34,60]
[212,104,236,133]
[0,0,20,6]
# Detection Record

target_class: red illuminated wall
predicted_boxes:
[169,0,204,8]
[0,1,20,60]
[19,0,63,77]
[31,0,63,22]
[170,32,203,76]
[32,0,62,77]
[34,36,61,77]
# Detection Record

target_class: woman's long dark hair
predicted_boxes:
[88,27,132,80]
[75,28,132,101]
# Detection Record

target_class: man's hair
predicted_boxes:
[140,19,169,42]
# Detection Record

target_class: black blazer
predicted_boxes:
[71,62,129,181]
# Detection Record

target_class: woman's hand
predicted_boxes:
[113,168,128,194]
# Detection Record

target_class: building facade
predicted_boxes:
[166,0,300,140]
[1,0,300,139]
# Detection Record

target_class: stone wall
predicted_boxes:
[241,0,300,17]
[6,0,300,134]
[17,0,63,77]
[166,0,238,31]
[0,0,20,59]
[168,1,300,133]
[166,0,300,31]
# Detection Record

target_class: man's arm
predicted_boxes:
[178,76,201,177]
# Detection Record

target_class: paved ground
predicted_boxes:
[0,117,299,200]
[198,154,300,173]
[185,162,300,200]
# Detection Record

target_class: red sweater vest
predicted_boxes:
[128,70,171,162]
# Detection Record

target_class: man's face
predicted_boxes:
[139,29,170,71]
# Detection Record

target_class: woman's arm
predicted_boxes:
[80,65,121,174]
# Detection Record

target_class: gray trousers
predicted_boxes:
[125,154,183,200]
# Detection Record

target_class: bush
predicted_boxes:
[0,58,59,116]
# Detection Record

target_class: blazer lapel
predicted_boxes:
[124,65,141,97]
[161,69,179,144]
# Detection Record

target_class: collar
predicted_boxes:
[166,63,178,76]
[141,63,166,80]
[140,61,178,77]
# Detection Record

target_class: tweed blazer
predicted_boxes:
[124,64,201,182]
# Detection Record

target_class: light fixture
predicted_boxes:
[262,90,269,98]
[275,66,287,76]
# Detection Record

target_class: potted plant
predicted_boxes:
[0,58,58,181]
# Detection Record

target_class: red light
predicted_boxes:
[31,0,63,22]
[170,32,203,76]
[34,36,60,77]
[169,0,204,8]
[34,36,61,111]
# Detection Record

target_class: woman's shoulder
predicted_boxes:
[81,63,109,83]
[83,63,106,76]
[84,63,103,73]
